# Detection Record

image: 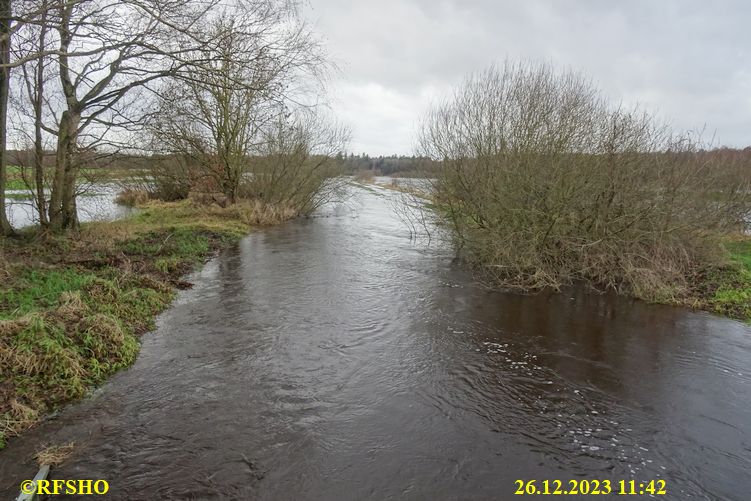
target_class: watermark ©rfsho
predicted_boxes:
[20,479,109,496]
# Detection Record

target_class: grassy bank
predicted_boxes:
[0,200,288,449]
[687,238,751,321]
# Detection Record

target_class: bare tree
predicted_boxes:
[418,62,751,298]
[3,0,341,232]
[13,0,52,225]
[2,0,230,230]
[148,2,336,208]
[250,108,349,214]
[42,0,223,229]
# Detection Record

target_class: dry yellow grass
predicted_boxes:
[35,442,76,466]
[115,189,150,207]
[0,400,39,444]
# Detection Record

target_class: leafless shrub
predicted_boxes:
[142,5,346,216]
[140,156,205,202]
[390,189,435,243]
[241,109,349,215]
[418,62,751,299]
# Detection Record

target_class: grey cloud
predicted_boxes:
[305,0,751,154]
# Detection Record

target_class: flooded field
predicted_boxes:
[6,184,134,228]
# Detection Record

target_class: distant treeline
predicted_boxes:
[696,147,751,166]
[9,147,751,178]
[7,150,155,172]
[8,150,436,176]
[337,154,437,177]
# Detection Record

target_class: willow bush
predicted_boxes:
[418,62,751,299]
[238,110,350,215]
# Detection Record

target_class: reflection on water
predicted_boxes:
[6,184,134,228]
[0,185,749,500]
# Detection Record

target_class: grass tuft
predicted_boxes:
[34,442,75,466]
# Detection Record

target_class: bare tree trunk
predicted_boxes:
[59,119,79,228]
[49,109,79,228]
[48,1,79,230]
[0,0,15,236]
[223,159,239,205]
[33,0,48,225]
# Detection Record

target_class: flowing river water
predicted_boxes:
[1,186,751,500]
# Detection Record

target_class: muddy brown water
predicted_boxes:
[1,186,750,500]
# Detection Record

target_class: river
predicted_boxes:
[1,185,750,500]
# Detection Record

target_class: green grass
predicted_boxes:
[725,240,751,269]
[5,192,34,200]
[128,202,252,239]
[704,240,751,321]
[0,268,97,319]
[5,178,28,191]
[6,165,135,180]
[5,166,35,191]
[0,199,267,449]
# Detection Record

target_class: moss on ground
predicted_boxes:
[0,200,278,449]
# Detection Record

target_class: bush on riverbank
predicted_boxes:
[418,62,751,302]
[0,199,292,449]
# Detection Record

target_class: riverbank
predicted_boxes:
[0,200,289,449]
[366,179,751,324]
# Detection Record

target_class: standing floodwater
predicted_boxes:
[1,186,750,500]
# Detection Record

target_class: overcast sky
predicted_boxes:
[303,0,750,155]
